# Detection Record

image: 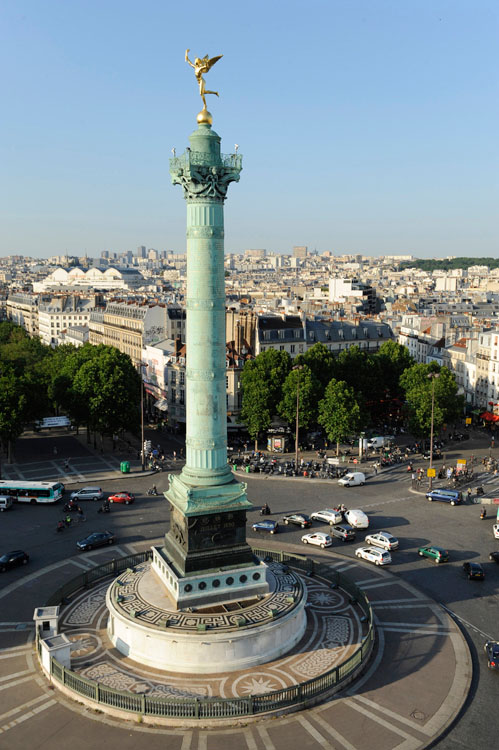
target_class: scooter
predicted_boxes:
[97,503,110,514]
[480,508,487,520]
[147,487,159,496]
[260,505,271,516]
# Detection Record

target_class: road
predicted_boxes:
[0,431,498,749]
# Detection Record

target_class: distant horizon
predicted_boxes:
[2,1,497,259]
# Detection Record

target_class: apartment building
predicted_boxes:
[6,293,39,336]
[38,294,98,347]
[99,301,167,367]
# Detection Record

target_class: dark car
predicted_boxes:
[282,513,312,529]
[0,550,29,572]
[77,531,115,551]
[484,641,499,669]
[252,520,279,535]
[462,561,484,580]
[330,524,356,542]
[489,551,499,564]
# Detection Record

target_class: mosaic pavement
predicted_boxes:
[59,564,365,699]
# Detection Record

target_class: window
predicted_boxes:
[171,388,176,402]
[290,344,295,353]
[180,372,185,385]
[180,390,184,405]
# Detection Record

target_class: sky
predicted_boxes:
[1,0,498,259]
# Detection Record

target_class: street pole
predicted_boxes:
[140,363,148,472]
[428,372,439,490]
[293,365,303,473]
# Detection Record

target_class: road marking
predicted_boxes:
[333,562,359,572]
[351,695,433,736]
[0,694,49,724]
[180,732,192,750]
[0,675,34,692]
[357,580,394,591]
[69,558,94,571]
[312,712,362,750]
[347,699,419,744]
[197,732,207,750]
[371,598,432,605]
[243,728,258,750]
[381,627,451,636]
[355,576,385,586]
[0,561,71,603]
[0,644,31,656]
[0,698,56,735]
[296,715,332,748]
[257,724,276,750]
[441,605,496,640]
[0,651,31,660]
[376,620,446,630]
[0,669,33,684]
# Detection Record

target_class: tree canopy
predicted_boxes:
[400,363,463,437]
[318,379,363,454]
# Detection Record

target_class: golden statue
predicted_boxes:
[185,49,223,110]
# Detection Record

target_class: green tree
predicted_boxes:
[294,342,336,390]
[240,349,292,449]
[0,367,27,463]
[376,340,415,399]
[278,365,321,435]
[400,364,463,438]
[318,379,363,455]
[73,347,141,445]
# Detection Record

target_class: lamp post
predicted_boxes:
[428,371,440,489]
[293,365,304,473]
[140,363,148,472]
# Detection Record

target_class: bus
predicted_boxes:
[0,481,65,505]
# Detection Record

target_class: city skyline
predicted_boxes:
[2,0,498,259]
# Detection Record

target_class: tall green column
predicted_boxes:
[164,117,254,580]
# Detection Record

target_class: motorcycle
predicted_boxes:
[147,487,159,496]
[260,505,271,516]
[480,508,487,520]
[97,503,110,514]
[56,522,65,533]
[64,502,79,512]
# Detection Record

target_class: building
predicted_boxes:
[33,266,145,292]
[6,293,39,337]
[328,278,377,314]
[293,246,308,259]
[38,294,99,347]
[100,301,167,367]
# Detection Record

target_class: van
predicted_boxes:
[0,496,14,512]
[338,472,366,487]
[425,489,462,506]
[344,508,369,529]
[70,487,104,502]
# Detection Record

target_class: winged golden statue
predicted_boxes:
[185,49,223,109]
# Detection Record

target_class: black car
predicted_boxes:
[489,551,499,564]
[462,561,484,580]
[282,513,312,529]
[0,550,29,572]
[484,641,499,669]
[330,524,356,542]
[77,531,115,551]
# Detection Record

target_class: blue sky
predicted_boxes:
[1,0,498,258]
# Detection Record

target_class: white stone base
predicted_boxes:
[106,586,307,674]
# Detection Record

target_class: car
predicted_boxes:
[425,489,462,505]
[77,531,115,551]
[365,531,399,551]
[282,513,312,528]
[70,486,104,502]
[493,524,499,540]
[301,532,332,548]
[462,561,484,580]
[484,641,499,669]
[422,449,442,460]
[330,524,356,542]
[344,509,369,529]
[310,509,343,525]
[355,546,392,566]
[418,545,449,564]
[108,492,135,505]
[489,551,499,564]
[0,550,29,572]
[252,520,279,535]
[338,471,365,487]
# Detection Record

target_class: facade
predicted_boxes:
[38,295,99,347]
[328,278,377,314]
[101,301,167,367]
[6,293,39,336]
[33,266,144,292]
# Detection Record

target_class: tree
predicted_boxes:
[0,367,27,463]
[318,379,363,455]
[278,365,321,434]
[240,349,292,449]
[400,364,463,438]
[376,340,415,399]
[294,342,336,390]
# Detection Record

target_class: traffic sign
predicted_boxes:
[427,468,436,477]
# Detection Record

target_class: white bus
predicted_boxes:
[0,481,65,504]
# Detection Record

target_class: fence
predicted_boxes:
[41,547,374,720]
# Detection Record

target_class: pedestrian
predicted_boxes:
[374,464,378,475]
[173,450,177,461]
[53,446,58,457]
[64,459,70,471]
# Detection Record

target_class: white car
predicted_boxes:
[310,509,343,525]
[355,546,392,566]
[493,524,499,540]
[301,532,332,549]
[365,531,399,550]
[344,509,369,529]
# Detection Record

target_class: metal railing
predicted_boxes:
[41,548,374,720]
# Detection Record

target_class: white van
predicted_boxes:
[338,472,366,487]
[344,508,369,529]
[0,495,14,512]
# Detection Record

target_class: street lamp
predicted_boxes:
[140,363,148,472]
[293,365,304,473]
[428,371,440,489]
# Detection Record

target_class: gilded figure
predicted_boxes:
[185,49,223,109]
